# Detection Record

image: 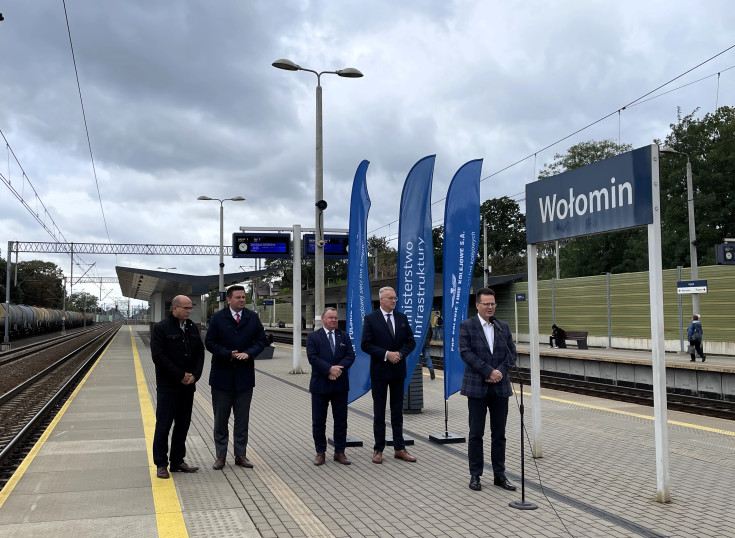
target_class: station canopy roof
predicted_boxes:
[116,266,273,301]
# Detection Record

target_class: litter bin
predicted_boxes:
[403,360,423,413]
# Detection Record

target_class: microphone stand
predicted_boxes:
[509,361,537,510]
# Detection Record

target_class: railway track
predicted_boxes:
[510,369,735,421]
[0,324,121,486]
[265,329,735,420]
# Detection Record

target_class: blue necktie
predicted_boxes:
[328,331,335,353]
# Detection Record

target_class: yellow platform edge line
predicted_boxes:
[0,329,117,509]
[523,391,735,436]
[129,327,189,537]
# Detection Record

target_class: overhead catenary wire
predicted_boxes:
[368,46,735,241]
[62,0,112,247]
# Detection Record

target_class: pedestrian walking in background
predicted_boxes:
[687,314,706,362]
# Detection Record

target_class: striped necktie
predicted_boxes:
[328,331,335,353]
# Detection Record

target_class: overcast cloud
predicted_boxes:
[1,0,733,306]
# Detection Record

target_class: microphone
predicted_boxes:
[489,316,503,334]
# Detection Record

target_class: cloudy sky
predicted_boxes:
[1,0,733,306]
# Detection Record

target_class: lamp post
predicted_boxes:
[660,146,699,315]
[272,58,363,328]
[198,196,246,310]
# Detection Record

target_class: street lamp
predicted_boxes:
[198,196,246,310]
[272,58,363,328]
[660,146,699,315]
[157,267,177,272]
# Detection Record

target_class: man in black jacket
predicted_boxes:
[206,285,269,470]
[361,286,417,464]
[150,295,205,479]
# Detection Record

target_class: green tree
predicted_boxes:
[0,259,65,306]
[659,106,735,268]
[68,291,99,312]
[477,197,527,277]
[367,235,398,279]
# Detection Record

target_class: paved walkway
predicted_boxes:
[0,326,733,537]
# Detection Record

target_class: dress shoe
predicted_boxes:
[212,457,226,470]
[493,476,516,491]
[429,368,436,380]
[469,475,481,491]
[313,452,326,466]
[235,455,254,468]
[702,355,706,362]
[170,461,199,473]
[690,358,696,362]
[394,449,417,462]
[333,453,351,465]
[156,466,170,479]
[372,451,383,464]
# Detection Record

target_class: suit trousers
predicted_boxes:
[467,394,509,477]
[153,387,194,467]
[311,391,349,453]
[212,386,253,458]
[372,375,405,452]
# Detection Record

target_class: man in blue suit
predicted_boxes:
[306,307,355,465]
[206,285,269,470]
[460,288,517,492]
[361,286,417,464]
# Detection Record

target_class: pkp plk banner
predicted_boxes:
[346,160,373,404]
[442,159,482,398]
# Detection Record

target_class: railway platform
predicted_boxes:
[0,325,734,537]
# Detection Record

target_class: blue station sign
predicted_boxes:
[676,280,708,294]
[525,145,655,244]
[303,234,349,259]
[232,233,291,259]
[515,293,527,302]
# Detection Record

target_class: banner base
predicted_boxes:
[429,432,466,444]
[328,436,363,448]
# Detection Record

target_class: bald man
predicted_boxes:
[150,295,205,479]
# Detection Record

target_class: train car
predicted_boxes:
[0,303,95,340]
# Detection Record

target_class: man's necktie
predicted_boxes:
[328,331,335,353]
[235,312,240,323]
[386,313,395,338]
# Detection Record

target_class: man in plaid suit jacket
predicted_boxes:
[459,288,517,492]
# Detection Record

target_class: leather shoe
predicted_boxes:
[235,455,254,468]
[333,453,351,465]
[469,475,481,491]
[170,461,199,473]
[394,449,417,462]
[372,451,383,464]
[156,466,170,479]
[493,476,516,491]
[212,457,226,470]
[313,452,325,466]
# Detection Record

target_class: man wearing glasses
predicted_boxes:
[150,295,205,479]
[361,286,417,464]
[459,288,517,492]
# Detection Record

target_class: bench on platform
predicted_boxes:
[563,330,589,349]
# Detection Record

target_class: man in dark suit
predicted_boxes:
[459,287,517,492]
[306,307,356,465]
[361,286,417,464]
[150,295,204,479]
[205,285,269,470]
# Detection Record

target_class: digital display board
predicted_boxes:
[232,233,291,259]
[303,234,349,259]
